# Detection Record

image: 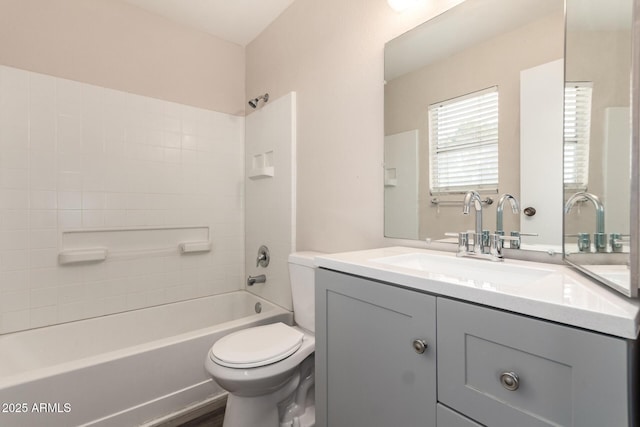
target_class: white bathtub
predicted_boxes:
[0,291,292,427]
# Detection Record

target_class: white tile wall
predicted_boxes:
[0,66,245,334]
[245,93,296,310]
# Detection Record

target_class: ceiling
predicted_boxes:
[120,0,297,46]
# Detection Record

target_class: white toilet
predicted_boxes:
[205,252,321,427]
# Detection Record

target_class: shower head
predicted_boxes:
[248,93,269,109]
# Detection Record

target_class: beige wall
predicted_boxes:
[385,12,564,240]
[0,0,245,115]
[246,0,465,253]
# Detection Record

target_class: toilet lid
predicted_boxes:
[210,323,304,369]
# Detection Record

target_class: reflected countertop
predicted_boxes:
[315,246,640,339]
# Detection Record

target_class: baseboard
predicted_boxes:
[145,393,227,427]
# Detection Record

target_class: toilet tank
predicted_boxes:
[288,251,323,333]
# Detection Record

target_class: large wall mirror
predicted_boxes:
[563,0,638,297]
[384,0,565,252]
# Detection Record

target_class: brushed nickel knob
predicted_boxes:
[412,339,428,354]
[500,372,520,391]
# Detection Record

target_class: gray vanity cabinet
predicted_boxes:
[315,269,437,427]
[438,298,632,427]
[316,269,638,427]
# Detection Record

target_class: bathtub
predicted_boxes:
[0,291,292,427]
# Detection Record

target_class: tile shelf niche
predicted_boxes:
[249,150,275,179]
[58,226,212,265]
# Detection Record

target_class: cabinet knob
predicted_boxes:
[523,207,536,217]
[499,372,520,391]
[412,339,428,354]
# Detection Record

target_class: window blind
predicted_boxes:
[429,87,499,194]
[564,83,592,189]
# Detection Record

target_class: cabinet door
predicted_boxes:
[316,269,437,427]
[438,298,630,427]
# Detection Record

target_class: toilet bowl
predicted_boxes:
[205,252,321,427]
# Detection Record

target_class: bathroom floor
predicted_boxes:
[154,398,226,427]
[178,410,225,427]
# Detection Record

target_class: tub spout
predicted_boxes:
[247,274,266,286]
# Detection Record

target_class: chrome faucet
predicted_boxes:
[463,190,483,253]
[449,191,506,261]
[564,191,606,252]
[496,193,520,234]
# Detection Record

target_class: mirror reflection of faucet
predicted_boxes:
[610,234,630,253]
[564,192,610,253]
[496,193,519,236]
[494,193,538,249]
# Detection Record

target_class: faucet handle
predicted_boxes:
[488,233,520,260]
[610,233,626,252]
[256,245,270,267]
[496,235,521,241]
[446,232,470,254]
[594,232,607,253]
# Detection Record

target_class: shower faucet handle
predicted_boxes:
[256,245,270,267]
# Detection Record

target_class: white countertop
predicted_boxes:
[315,246,640,339]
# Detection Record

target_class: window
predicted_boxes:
[564,82,592,189]
[428,87,499,195]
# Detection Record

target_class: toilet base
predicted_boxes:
[222,373,300,427]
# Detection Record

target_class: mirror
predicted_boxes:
[563,0,637,297]
[384,0,565,251]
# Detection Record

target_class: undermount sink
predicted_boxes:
[370,252,555,287]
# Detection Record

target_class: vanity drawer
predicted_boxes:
[437,298,630,427]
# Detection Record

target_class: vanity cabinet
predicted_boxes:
[316,269,638,427]
[315,269,437,427]
[438,298,631,427]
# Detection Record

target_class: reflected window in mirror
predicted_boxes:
[429,86,499,194]
[563,82,593,190]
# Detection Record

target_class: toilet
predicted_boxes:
[205,252,321,427]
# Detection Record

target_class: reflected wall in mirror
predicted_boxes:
[384,0,565,251]
[563,0,636,296]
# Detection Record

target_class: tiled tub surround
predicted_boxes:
[0,291,291,427]
[0,65,245,333]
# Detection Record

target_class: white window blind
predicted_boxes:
[564,82,592,189]
[429,87,499,194]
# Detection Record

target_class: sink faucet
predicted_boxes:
[463,190,483,253]
[496,193,520,235]
[564,191,606,252]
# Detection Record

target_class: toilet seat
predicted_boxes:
[211,323,304,369]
